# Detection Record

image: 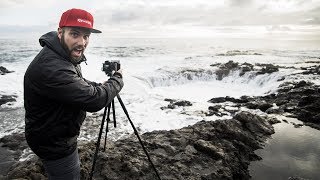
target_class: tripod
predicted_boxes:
[89,93,161,180]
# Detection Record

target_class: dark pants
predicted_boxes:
[42,149,80,180]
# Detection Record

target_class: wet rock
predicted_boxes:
[208,97,227,103]
[208,96,250,104]
[214,61,255,79]
[256,64,279,75]
[0,133,28,152]
[179,69,214,80]
[245,101,273,112]
[6,112,276,180]
[0,95,17,106]
[301,65,320,75]
[6,157,46,180]
[0,66,14,75]
[293,123,303,128]
[239,63,254,76]
[267,117,282,125]
[215,61,240,80]
[212,61,282,80]
[161,99,192,110]
[0,133,29,177]
[240,81,320,129]
[209,63,221,67]
[265,107,283,114]
[208,105,221,112]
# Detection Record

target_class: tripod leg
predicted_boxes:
[89,106,108,180]
[103,104,112,152]
[112,100,116,128]
[116,94,161,180]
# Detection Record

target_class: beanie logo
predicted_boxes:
[77,18,92,25]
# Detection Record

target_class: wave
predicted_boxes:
[135,67,285,88]
[90,46,161,58]
[216,50,262,56]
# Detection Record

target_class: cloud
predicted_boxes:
[228,0,253,7]
[0,0,320,38]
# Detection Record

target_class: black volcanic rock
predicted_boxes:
[0,95,17,106]
[215,61,240,80]
[208,96,250,104]
[256,64,279,75]
[5,112,277,180]
[161,99,192,110]
[246,101,273,112]
[237,81,320,130]
[301,65,320,75]
[0,133,28,152]
[0,66,14,75]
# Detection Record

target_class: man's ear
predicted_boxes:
[57,27,63,40]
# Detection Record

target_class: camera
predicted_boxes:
[102,60,121,76]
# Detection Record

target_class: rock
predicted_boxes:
[161,99,192,110]
[208,96,250,104]
[0,133,28,152]
[0,95,17,106]
[0,66,14,75]
[215,61,239,80]
[241,81,320,129]
[256,64,279,75]
[245,101,273,112]
[208,97,227,103]
[6,112,276,180]
[208,105,221,112]
[268,118,281,125]
[239,63,254,76]
[293,123,303,128]
[209,63,221,67]
[0,133,30,178]
[301,65,320,75]
[193,140,224,159]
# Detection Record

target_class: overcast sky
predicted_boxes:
[0,0,319,38]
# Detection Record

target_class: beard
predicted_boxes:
[61,33,84,64]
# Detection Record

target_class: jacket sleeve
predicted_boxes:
[37,59,124,112]
[83,78,102,87]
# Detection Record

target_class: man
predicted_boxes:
[24,8,123,179]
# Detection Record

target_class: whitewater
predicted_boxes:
[0,36,319,141]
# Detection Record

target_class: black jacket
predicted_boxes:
[24,31,123,160]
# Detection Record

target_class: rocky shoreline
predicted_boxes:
[0,61,319,179]
[1,111,278,180]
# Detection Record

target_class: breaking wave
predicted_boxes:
[136,67,285,88]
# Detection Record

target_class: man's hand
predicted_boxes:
[113,69,123,78]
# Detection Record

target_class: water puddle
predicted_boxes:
[249,115,320,179]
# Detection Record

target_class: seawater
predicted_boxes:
[249,116,320,179]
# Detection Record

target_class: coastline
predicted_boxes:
[0,61,319,179]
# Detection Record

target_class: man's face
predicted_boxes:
[58,27,91,62]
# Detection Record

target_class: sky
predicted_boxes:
[0,0,320,39]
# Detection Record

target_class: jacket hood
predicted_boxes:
[39,31,87,64]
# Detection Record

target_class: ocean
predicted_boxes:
[0,35,320,178]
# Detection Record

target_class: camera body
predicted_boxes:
[102,60,121,76]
